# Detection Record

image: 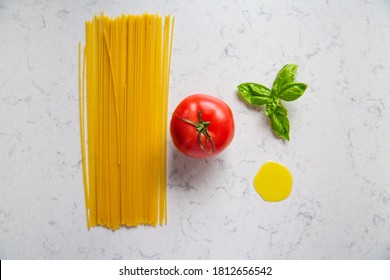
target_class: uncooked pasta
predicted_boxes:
[78,12,174,230]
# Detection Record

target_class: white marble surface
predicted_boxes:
[1,0,390,260]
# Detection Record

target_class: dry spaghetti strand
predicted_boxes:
[79,13,174,230]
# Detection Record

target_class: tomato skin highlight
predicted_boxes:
[170,94,235,158]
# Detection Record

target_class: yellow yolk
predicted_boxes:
[253,161,293,202]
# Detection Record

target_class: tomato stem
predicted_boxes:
[176,110,215,154]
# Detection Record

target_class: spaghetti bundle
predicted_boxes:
[78,13,174,230]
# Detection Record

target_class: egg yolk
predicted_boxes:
[253,161,293,202]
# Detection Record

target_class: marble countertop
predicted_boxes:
[1,0,390,260]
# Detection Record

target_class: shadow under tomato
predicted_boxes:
[167,143,218,193]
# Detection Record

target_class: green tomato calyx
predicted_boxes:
[176,110,215,154]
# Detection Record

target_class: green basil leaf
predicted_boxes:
[277,102,288,115]
[249,96,272,106]
[237,64,306,141]
[278,82,307,101]
[268,105,290,141]
[237,83,271,106]
[272,64,298,95]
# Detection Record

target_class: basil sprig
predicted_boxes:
[237,64,307,141]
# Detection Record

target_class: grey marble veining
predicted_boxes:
[1,0,390,259]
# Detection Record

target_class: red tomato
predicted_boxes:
[170,94,235,158]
